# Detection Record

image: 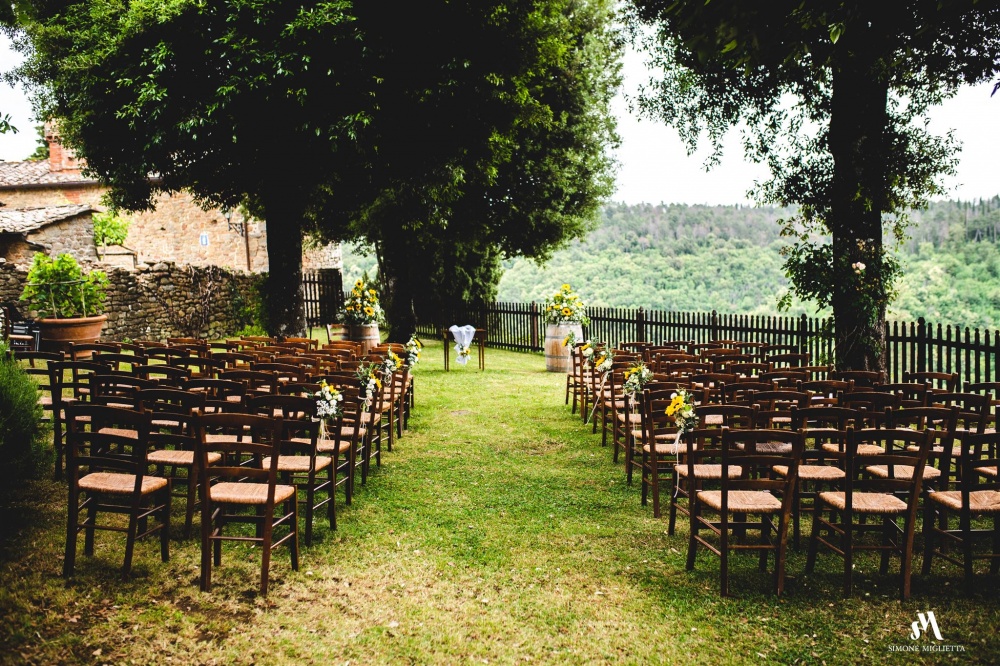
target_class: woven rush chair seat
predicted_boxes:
[79,472,168,495]
[148,450,222,466]
[676,464,742,479]
[927,489,1000,513]
[97,426,138,439]
[816,490,908,514]
[865,464,942,481]
[774,464,845,481]
[204,433,242,443]
[697,489,783,513]
[703,414,724,426]
[642,441,686,455]
[821,442,882,456]
[263,454,333,473]
[38,395,53,407]
[209,481,296,505]
[617,411,642,425]
[317,438,353,454]
[976,465,997,477]
[737,440,793,454]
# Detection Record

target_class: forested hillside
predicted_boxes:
[342,197,1000,328]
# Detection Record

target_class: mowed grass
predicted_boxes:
[1,340,998,665]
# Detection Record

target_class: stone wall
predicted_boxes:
[1,185,269,272]
[0,260,258,341]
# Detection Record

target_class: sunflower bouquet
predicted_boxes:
[404,334,422,368]
[622,362,653,399]
[666,389,698,435]
[343,272,385,326]
[356,361,384,409]
[543,283,590,326]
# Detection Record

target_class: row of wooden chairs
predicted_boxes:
[13,336,418,595]
[562,340,1000,598]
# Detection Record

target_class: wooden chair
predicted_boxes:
[169,356,225,379]
[210,351,255,370]
[92,351,147,374]
[318,387,368,501]
[48,359,111,479]
[247,395,335,545]
[219,369,279,396]
[67,341,120,360]
[687,428,803,596]
[195,412,299,596]
[806,427,932,600]
[783,406,855,548]
[281,336,319,351]
[875,382,930,408]
[634,389,682,516]
[671,405,758,536]
[63,404,170,578]
[922,431,1000,585]
[90,374,156,410]
[138,388,208,537]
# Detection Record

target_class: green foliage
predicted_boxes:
[20,253,108,318]
[627,0,1000,368]
[479,200,1000,329]
[0,346,52,487]
[25,124,48,161]
[92,210,131,247]
[227,274,267,337]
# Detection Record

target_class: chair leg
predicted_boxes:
[328,464,336,531]
[63,490,79,577]
[843,510,854,597]
[805,504,821,574]
[161,481,171,563]
[650,452,661,518]
[289,500,300,572]
[304,473,314,547]
[200,497,213,592]
[184,465,197,539]
[879,517,893,576]
[122,500,140,579]
[720,512,729,597]
[921,501,936,576]
[686,497,699,571]
[260,506,274,597]
[84,501,98,556]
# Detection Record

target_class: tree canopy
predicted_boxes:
[9,0,620,337]
[627,0,1000,371]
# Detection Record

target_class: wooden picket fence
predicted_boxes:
[414,302,1000,387]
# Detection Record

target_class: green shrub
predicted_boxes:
[92,210,131,247]
[0,345,51,485]
[228,275,267,337]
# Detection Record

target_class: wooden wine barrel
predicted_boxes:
[544,323,582,373]
[348,324,380,356]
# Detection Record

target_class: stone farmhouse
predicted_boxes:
[0,123,339,272]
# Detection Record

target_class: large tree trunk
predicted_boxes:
[377,234,418,340]
[262,191,306,337]
[828,22,890,374]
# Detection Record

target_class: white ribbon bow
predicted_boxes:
[449,324,477,366]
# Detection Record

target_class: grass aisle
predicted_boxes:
[1,341,998,664]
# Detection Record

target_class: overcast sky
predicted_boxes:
[1,35,996,206]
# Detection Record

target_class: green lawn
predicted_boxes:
[1,341,997,664]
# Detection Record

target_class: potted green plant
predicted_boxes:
[20,252,109,353]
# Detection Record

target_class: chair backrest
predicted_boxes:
[219,369,279,395]
[903,371,959,394]
[65,404,153,483]
[169,356,225,379]
[195,412,283,491]
[831,369,884,388]
[90,374,156,409]
[791,405,860,457]
[929,392,990,434]
[840,390,900,426]
[143,347,190,364]
[14,350,62,397]
[138,388,206,431]
[68,342,120,360]
[845,427,932,500]
[720,429,803,505]
[695,403,757,429]
[132,364,191,387]
[49,359,111,404]
[92,351,147,373]
[957,431,1000,502]
[281,336,319,351]
[875,382,930,408]
[252,362,309,383]
[210,351,255,369]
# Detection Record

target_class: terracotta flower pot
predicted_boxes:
[37,314,108,356]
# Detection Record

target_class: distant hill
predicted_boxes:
[342,196,1000,329]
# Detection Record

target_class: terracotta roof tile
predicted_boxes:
[0,160,98,188]
[0,204,93,234]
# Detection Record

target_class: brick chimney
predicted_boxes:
[44,120,83,172]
